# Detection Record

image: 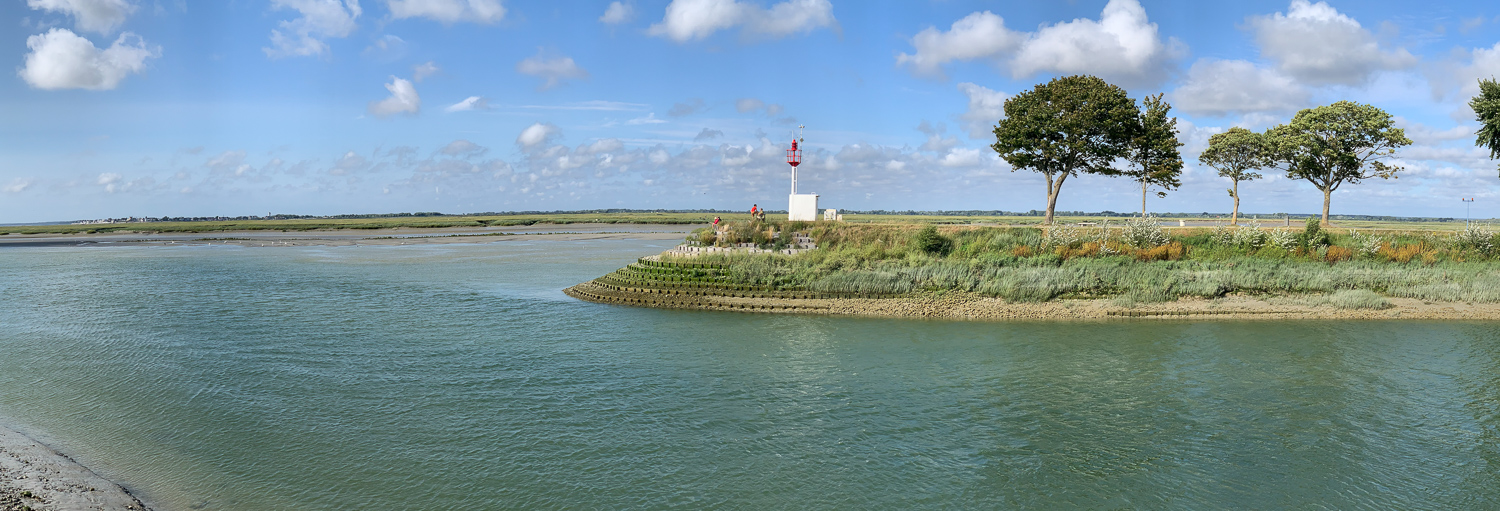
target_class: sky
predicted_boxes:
[3,0,1500,223]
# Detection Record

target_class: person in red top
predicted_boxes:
[712,216,721,227]
[750,204,759,221]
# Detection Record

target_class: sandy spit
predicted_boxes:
[0,426,146,511]
[566,283,1500,321]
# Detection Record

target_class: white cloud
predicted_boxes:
[600,1,634,24]
[648,0,836,42]
[517,123,559,148]
[694,128,724,141]
[735,97,765,113]
[1431,42,1500,99]
[387,0,506,24]
[898,0,1178,86]
[896,11,1020,78]
[956,82,1007,139]
[626,113,666,125]
[413,61,439,81]
[368,76,420,117]
[583,138,624,154]
[1170,59,1310,117]
[941,148,984,168]
[445,96,489,112]
[18,28,157,91]
[3,178,35,194]
[1247,0,1415,86]
[97,172,123,192]
[516,49,588,90]
[1010,0,1178,86]
[26,0,136,34]
[440,139,487,157]
[264,0,362,58]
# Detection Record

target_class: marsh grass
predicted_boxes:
[666,221,1500,303]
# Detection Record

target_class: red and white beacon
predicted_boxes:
[786,125,819,221]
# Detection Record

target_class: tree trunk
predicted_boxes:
[1141,179,1147,217]
[1231,181,1240,226]
[1321,188,1332,227]
[1044,173,1067,225]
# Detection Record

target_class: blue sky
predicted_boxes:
[3,0,1500,223]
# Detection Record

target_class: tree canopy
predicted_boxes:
[1122,93,1184,216]
[1472,78,1500,175]
[991,75,1137,224]
[1199,127,1271,225]
[1265,101,1412,226]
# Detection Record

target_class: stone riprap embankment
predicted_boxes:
[565,257,1500,321]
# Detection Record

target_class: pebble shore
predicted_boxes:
[0,426,146,511]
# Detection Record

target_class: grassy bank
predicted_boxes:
[666,218,1500,306]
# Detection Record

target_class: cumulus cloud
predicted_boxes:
[387,0,506,24]
[694,128,724,141]
[368,76,420,117]
[600,1,634,24]
[898,0,1179,86]
[330,151,369,175]
[445,96,489,112]
[1247,0,1415,86]
[26,0,136,34]
[517,123,559,148]
[1430,42,1500,99]
[896,11,1020,78]
[413,61,439,81]
[440,139,487,157]
[516,49,588,90]
[18,28,157,90]
[264,0,362,58]
[956,82,1007,139]
[648,0,836,42]
[1170,59,1310,117]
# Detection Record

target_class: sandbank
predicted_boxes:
[0,425,146,510]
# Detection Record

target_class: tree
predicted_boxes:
[991,75,1138,225]
[1122,93,1184,216]
[1199,127,1271,225]
[1265,101,1412,227]
[1472,78,1500,175]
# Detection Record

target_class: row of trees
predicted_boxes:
[990,75,1500,226]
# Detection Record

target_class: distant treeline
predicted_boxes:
[839,210,1462,222]
[78,209,1466,224]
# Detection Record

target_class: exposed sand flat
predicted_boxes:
[0,224,698,248]
[567,282,1500,321]
[0,426,146,511]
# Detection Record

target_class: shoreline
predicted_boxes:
[0,223,698,248]
[0,424,146,510]
[565,282,1500,321]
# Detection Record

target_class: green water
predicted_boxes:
[2,239,1499,509]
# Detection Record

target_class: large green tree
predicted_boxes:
[1122,93,1184,216]
[1472,78,1500,175]
[1265,101,1412,227]
[991,75,1138,224]
[1199,127,1271,225]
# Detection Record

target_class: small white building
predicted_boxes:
[789,193,819,221]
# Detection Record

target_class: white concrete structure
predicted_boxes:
[824,209,838,221]
[789,193,820,221]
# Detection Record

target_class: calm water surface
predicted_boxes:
[2,239,1499,509]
